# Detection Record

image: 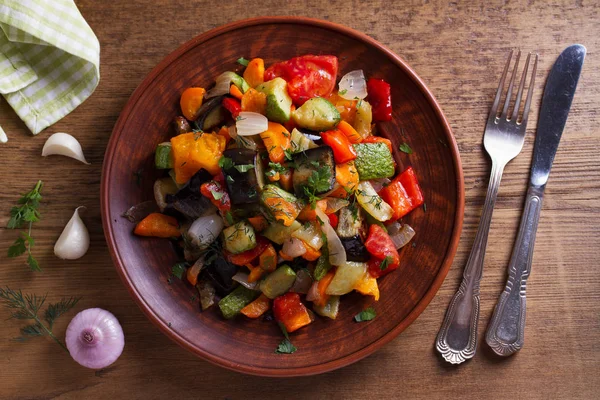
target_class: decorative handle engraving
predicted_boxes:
[486,187,543,356]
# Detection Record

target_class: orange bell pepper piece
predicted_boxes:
[273,292,312,333]
[313,271,335,307]
[327,92,358,125]
[186,261,203,286]
[334,161,359,196]
[247,265,266,283]
[278,250,294,261]
[297,200,327,221]
[241,88,267,115]
[260,122,291,163]
[301,241,321,261]
[243,58,265,88]
[180,87,206,120]
[354,274,380,301]
[337,120,362,144]
[248,215,268,232]
[134,213,180,238]
[216,125,232,145]
[278,168,293,192]
[259,244,277,271]
[229,84,244,100]
[263,196,300,227]
[170,132,226,184]
[241,293,270,318]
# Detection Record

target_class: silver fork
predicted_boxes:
[435,50,538,364]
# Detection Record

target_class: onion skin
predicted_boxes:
[65,308,124,369]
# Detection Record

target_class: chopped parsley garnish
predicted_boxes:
[339,89,348,95]
[236,57,250,67]
[234,164,255,173]
[399,143,413,154]
[171,262,188,279]
[284,148,294,161]
[224,211,235,225]
[209,188,224,200]
[354,307,376,322]
[268,162,288,174]
[379,256,393,271]
[218,156,234,170]
[275,322,297,354]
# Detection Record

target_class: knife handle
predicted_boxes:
[485,186,544,356]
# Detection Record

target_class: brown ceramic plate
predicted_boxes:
[101,17,464,377]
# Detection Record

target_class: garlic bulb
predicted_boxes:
[42,132,89,164]
[54,207,90,260]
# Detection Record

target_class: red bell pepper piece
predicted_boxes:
[361,136,393,154]
[222,97,242,118]
[320,130,357,164]
[224,236,270,266]
[328,213,338,228]
[365,224,400,278]
[367,78,392,122]
[379,166,424,221]
[397,166,424,208]
[273,292,312,333]
[200,180,231,212]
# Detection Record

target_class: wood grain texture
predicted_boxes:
[0,0,598,398]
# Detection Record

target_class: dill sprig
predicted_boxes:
[0,287,80,352]
[7,181,43,271]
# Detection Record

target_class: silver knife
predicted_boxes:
[485,44,586,356]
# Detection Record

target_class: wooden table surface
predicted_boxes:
[1,1,599,399]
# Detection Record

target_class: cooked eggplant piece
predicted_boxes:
[201,257,238,296]
[221,148,263,205]
[165,169,214,220]
[292,146,336,197]
[193,95,225,130]
[336,206,369,262]
[173,116,191,135]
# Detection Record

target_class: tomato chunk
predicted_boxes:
[365,225,400,278]
[265,55,338,106]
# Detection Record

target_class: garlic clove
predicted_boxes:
[42,132,90,164]
[54,207,90,260]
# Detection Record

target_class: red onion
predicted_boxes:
[290,269,313,294]
[65,308,124,369]
[370,178,391,192]
[388,223,416,249]
[282,237,307,258]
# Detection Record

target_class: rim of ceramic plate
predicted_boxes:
[101,16,465,377]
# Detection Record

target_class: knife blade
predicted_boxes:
[531,44,586,187]
[485,44,586,356]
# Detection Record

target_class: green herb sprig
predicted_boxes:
[275,322,297,354]
[0,287,79,352]
[7,181,43,271]
[354,307,376,322]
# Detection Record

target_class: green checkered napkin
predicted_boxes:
[0,0,100,143]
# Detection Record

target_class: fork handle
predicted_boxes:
[436,161,505,364]
[485,185,544,356]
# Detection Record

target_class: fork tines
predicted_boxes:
[489,50,539,126]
